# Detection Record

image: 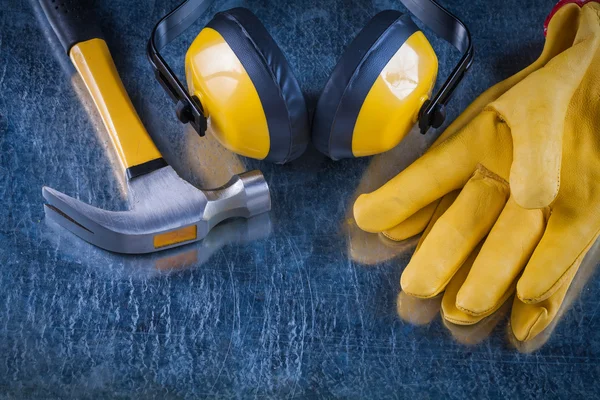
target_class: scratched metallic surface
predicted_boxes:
[2,0,600,398]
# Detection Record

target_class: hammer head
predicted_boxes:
[43,167,271,254]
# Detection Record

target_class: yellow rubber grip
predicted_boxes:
[69,38,163,170]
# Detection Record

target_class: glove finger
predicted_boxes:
[517,212,600,304]
[383,192,457,247]
[354,111,512,233]
[455,197,546,317]
[440,240,512,343]
[440,244,484,326]
[491,5,600,208]
[441,244,512,345]
[414,191,460,251]
[511,239,600,346]
[512,256,581,343]
[512,278,573,344]
[381,201,439,242]
[400,167,509,298]
[395,193,456,326]
[383,191,460,243]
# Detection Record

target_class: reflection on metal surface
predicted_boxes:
[68,73,129,199]
[347,221,418,265]
[395,238,600,351]
[344,125,434,265]
[396,291,441,326]
[397,274,511,346]
[442,301,510,346]
[42,213,272,280]
[30,0,75,76]
[182,125,248,189]
[508,238,600,353]
[35,0,129,201]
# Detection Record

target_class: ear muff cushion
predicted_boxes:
[207,8,309,163]
[312,11,419,160]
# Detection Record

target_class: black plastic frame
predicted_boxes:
[400,0,474,134]
[147,0,213,137]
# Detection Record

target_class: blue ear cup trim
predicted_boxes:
[312,11,418,160]
[208,8,309,163]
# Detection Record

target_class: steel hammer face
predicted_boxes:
[43,167,271,254]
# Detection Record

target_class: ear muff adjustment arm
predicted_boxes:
[147,0,214,137]
[174,95,207,136]
[401,0,473,134]
[419,99,446,132]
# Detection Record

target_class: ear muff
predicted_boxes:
[312,11,438,160]
[185,8,309,163]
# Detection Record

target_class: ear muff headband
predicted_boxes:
[148,0,472,137]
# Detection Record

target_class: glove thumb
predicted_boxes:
[489,4,600,208]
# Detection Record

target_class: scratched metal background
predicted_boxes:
[2,0,600,398]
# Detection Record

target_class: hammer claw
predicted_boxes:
[42,168,271,254]
[44,203,96,241]
[43,186,105,249]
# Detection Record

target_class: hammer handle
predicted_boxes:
[39,0,104,53]
[40,0,166,178]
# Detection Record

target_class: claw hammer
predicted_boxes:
[39,0,271,254]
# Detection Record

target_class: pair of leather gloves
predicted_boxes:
[353,1,600,344]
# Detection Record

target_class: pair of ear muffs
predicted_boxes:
[149,0,473,163]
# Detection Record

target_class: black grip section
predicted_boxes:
[126,158,168,180]
[39,0,105,53]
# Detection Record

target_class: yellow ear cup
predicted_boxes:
[186,28,270,160]
[185,8,309,164]
[352,31,437,157]
[312,11,437,160]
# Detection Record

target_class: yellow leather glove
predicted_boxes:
[354,1,600,342]
[397,193,600,352]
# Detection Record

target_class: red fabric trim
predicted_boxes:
[544,0,599,36]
